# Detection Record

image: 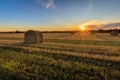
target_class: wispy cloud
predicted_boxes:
[34,0,56,9]
[88,0,93,13]
[82,20,106,26]
[77,20,108,30]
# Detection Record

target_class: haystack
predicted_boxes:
[24,30,43,44]
[110,31,119,36]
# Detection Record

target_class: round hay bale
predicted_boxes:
[24,30,43,44]
[110,31,119,36]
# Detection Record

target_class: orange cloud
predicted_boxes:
[77,20,108,30]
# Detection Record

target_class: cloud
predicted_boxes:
[34,0,56,9]
[81,20,106,26]
[77,20,120,30]
[100,23,120,29]
[78,20,108,29]
[88,0,93,11]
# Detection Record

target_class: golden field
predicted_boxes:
[0,32,120,80]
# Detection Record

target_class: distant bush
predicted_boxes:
[15,30,20,33]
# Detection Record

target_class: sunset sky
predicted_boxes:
[0,0,120,31]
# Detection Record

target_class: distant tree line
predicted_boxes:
[0,28,119,34]
[0,30,24,34]
[90,28,120,33]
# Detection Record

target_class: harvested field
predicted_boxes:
[0,33,120,80]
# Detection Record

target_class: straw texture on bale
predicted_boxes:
[110,31,119,36]
[24,30,43,44]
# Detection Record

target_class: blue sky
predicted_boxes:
[0,0,120,31]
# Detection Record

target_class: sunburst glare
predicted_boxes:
[80,26,86,31]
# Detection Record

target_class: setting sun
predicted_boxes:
[80,26,86,31]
